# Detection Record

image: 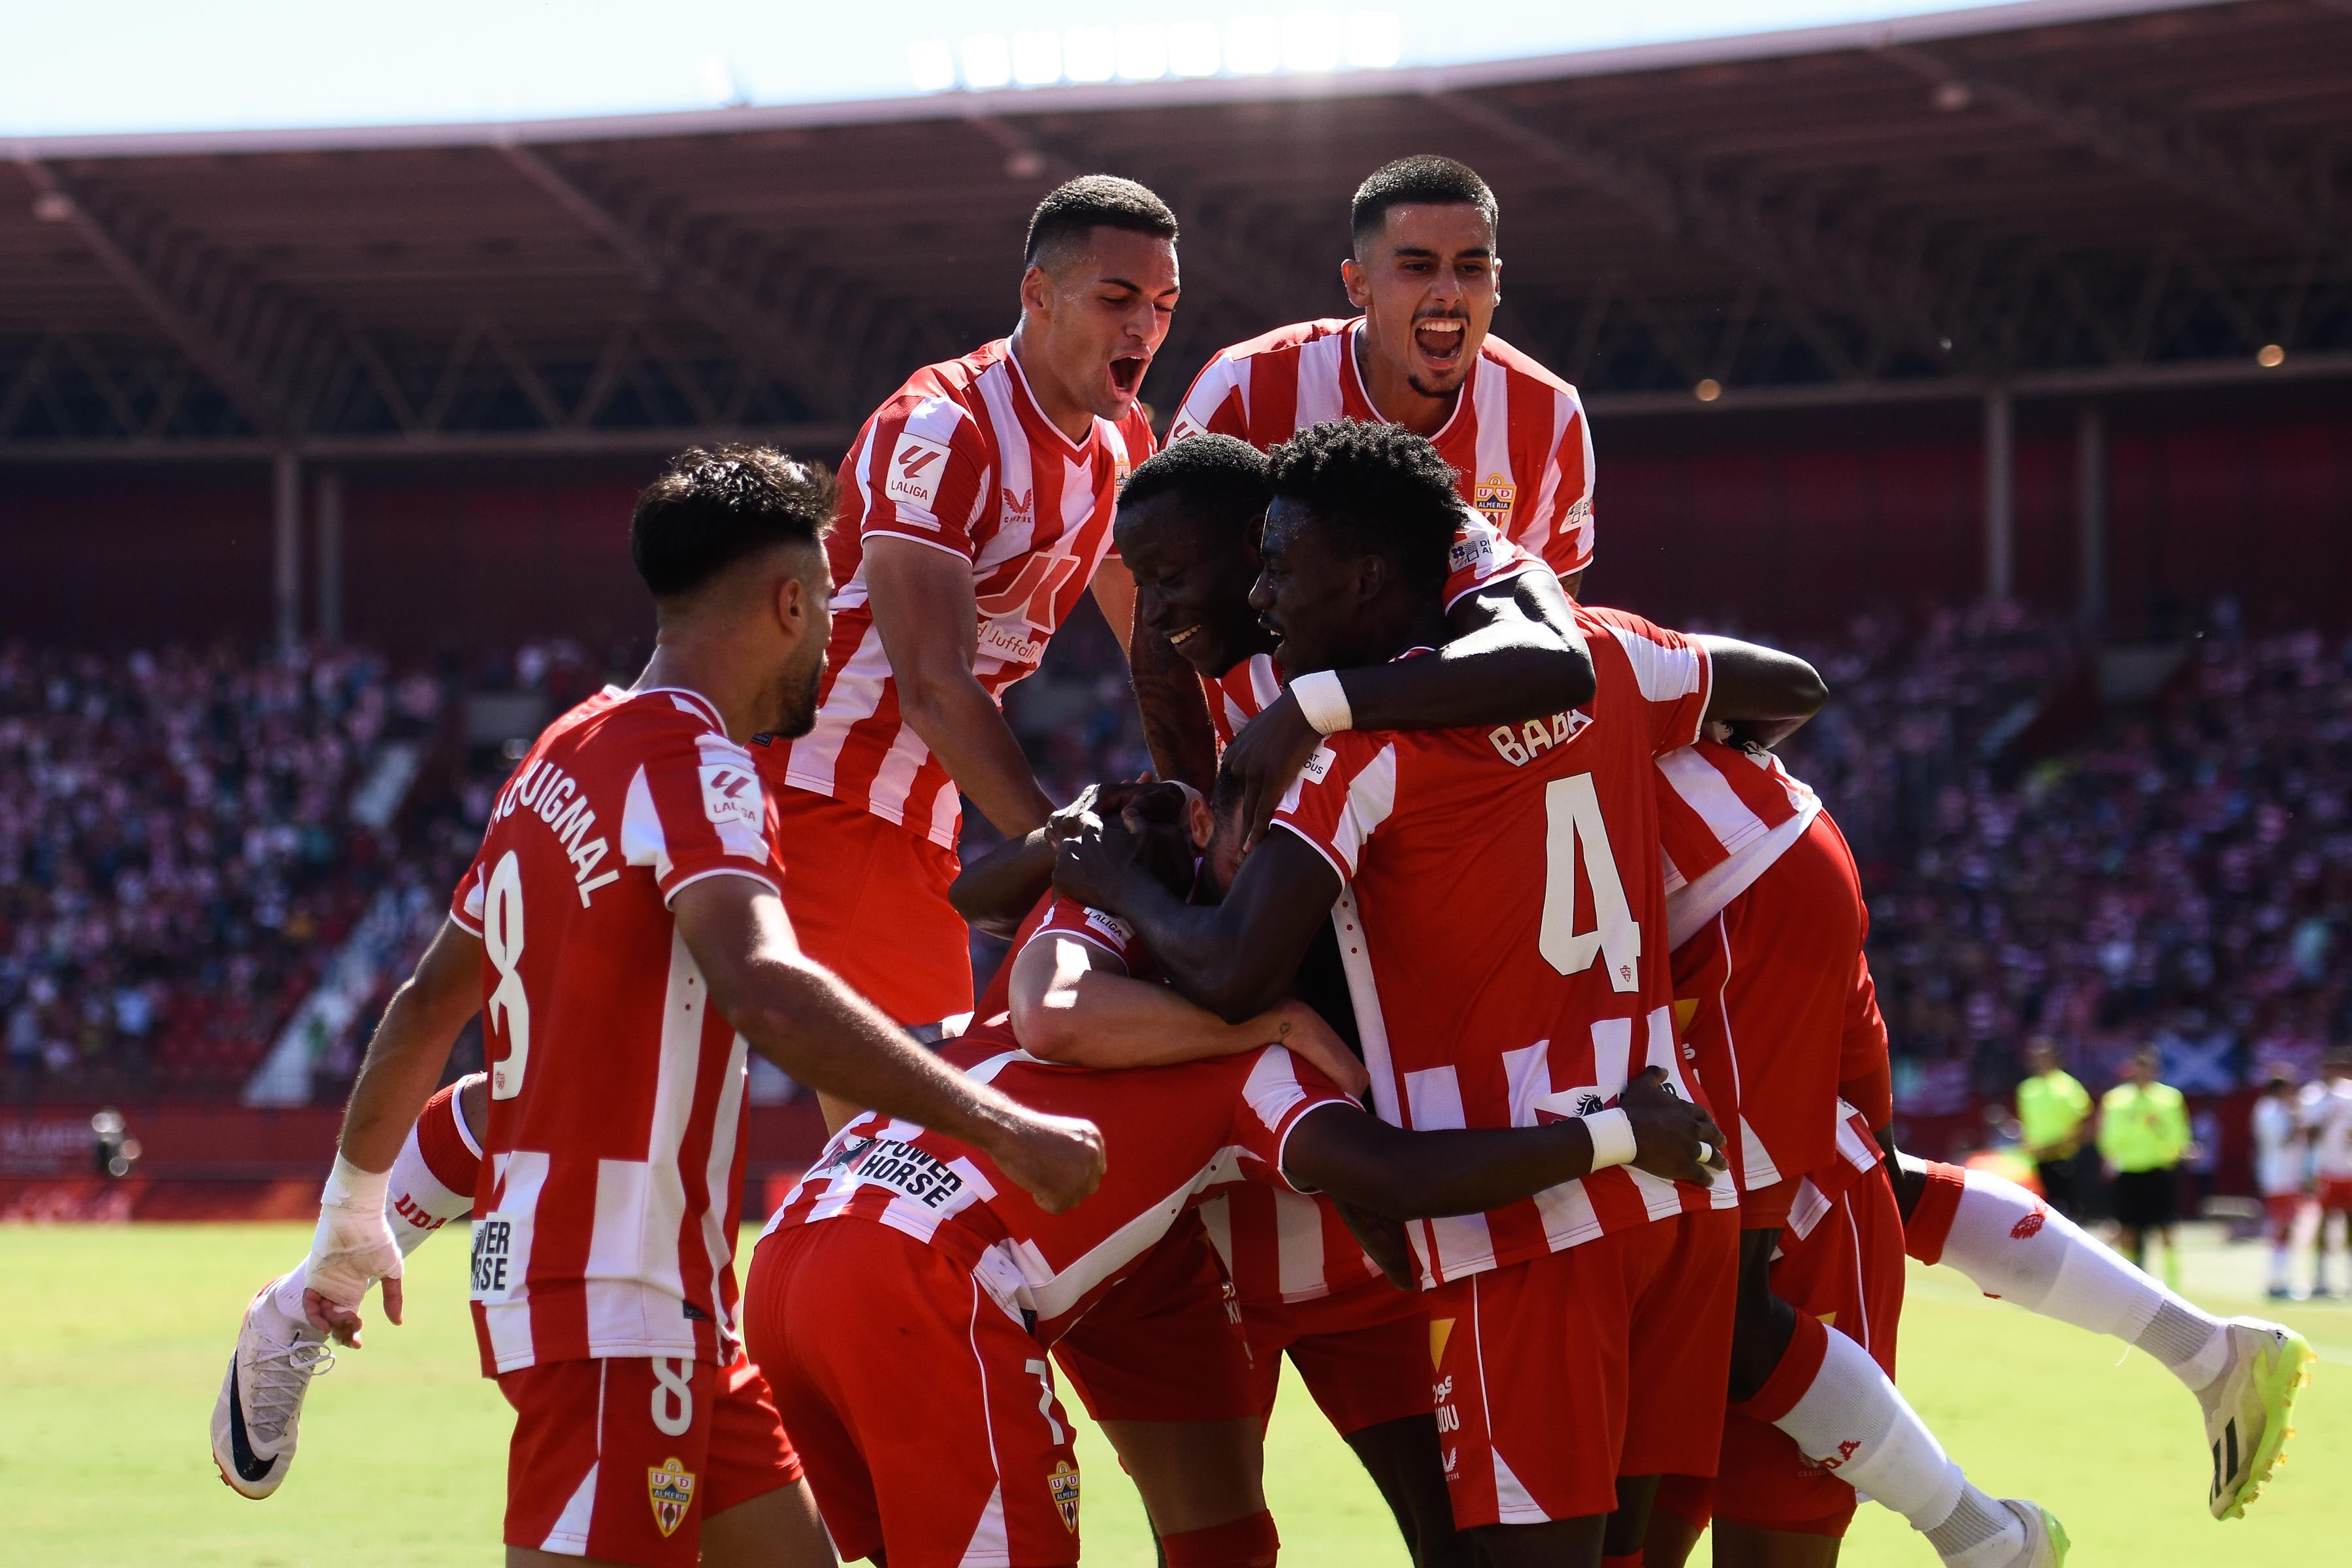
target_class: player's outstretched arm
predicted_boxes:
[1007,929,1369,1096]
[1128,619,1218,793]
[1222,567,1597,845]
[1054,812,1339,1024]
[947,781,1151,937]
[1284,1068,1725,1220]
[304,914,484,1343]
[672,874,1105,1213]
[1697,634,1827,749]
[864,536,1058,839]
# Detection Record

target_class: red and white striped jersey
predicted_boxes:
[448,685,778,1375]
[1015,896,1381,1303]
[1270,608,1736,1289]
[760,1024,1354,1345]
[1171,317,1597,578]
[1657,739,1821,952]
[762,339,1155,849]
[1194,512,1544,750]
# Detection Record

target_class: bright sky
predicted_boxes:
[3,1,2014,139]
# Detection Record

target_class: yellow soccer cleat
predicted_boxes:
[2200,1316,2315,1520]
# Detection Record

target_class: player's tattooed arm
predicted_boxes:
[1282,1068,1727,1220]
[864,537,1058,839]
[1129,618,1219,793]
[675,875,1105,1213]
[1052,809,1337,1024]
[1222,567,1594,847]
[1697,634,1827,749]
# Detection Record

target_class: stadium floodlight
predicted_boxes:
[1168,20,1221,77]
[1117,24,1169,82]
[1227,14,1282,75]
[907,38,958,93]
[961,33,1014,91]
[1011,29,1062,87]
[1283,10,1343,73]
[1064,25,1117,83]
[1343,11,1401,70]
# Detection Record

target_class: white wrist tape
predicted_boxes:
[1582,1107,1637,1170]
[321,1152,390,1213]
[1290,670,1354,736]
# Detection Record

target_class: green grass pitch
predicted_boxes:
[3,1220,2343,1565]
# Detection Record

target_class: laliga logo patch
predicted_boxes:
[699,764,760,828]
[647,1456,697,1538]
[885,432,950,516]
[1473,474,1516,526]
[1047,1459,1081,1533]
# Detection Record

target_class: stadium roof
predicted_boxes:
[5,0,2348,465]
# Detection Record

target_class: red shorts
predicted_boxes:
[2266,1192,2308,1235]
[1669,1166,1908,1540]
[746,1221,1083,1567]
[768,780,972,1024]
[498,1354,800,1567]
[1673,813,1867,1196]
[1432,1208,1737,1527]
[1054,1216,1258,1424]
[2319,1177,2352,1214]
[1238,1276,1431,1438]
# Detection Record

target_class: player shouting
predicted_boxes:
[1055,421,1822,1568]
[757,176,1175,1066]
[215,448,1106,1568]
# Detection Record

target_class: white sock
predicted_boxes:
[1774,1326,2023,1565]
[2268,1243,2291,1292]
[1938,1167,2230,1393]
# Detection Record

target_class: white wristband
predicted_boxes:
[321,1152,390,1213]
[1290,670,1353,736]
[1582,1107,1637,1170]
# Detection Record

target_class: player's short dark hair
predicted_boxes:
[630,445,835,599]
[1349,155,1498,252]
[1025,175,1180,272]
[1266,419,1458,596]
[1117,434,1269,547]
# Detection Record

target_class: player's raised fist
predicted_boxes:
[990,1109,1108,1215]
[1622,1066,1728,1186]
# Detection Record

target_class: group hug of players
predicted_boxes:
[210,158,2315,1568]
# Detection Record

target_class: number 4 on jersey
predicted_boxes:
[1539,774,1640,990]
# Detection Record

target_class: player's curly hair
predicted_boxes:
[1350,155,1497,252]
[1116,434,1269,547]
[1025,175,1179,272]
[630,444,836,599]
[1266,419,1459,596]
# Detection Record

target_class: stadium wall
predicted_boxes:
[3,393,2345,647]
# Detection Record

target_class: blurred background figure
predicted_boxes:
[2017,1038,2093,1218]
[2249,1066,2307,1301]
[2301,1049,2352,1299]
[2101,1047,2194,1285]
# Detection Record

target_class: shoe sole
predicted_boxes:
[2215,1328,2316,1521]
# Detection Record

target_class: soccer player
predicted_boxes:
[2100,1047,2193,1279]
[1135,154,1596,791]
[2303,1049,2352,1296]
[757,176,1175,1065]
[2249,1066,2306,1299]
[744,985,1723,1568]
[2017,1040,2095,1219]
[234,448,1108,1568]
[1054,421,1827,1568]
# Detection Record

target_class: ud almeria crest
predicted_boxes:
[647,1456,697,1538]
[1047,1459,1081,1533]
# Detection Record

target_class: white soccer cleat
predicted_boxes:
[210,1275,335,1499]
[1996,1498,2068,1566]
[2198,1316,2315,1520]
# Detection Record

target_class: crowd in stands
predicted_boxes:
[7,600,2347,1156]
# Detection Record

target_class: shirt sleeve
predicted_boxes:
[1535,399,1596,578]
[1584,606,1713,757]
[1837,950,1893,1128]
[448,852,489,936]
[1017,896,1145,975]
[617,719,787,904]
[1441,511,1549,612]
[1269,732,1398,890]
[1168,353,1250,443]
[844,392,992,562]
[1228,1045,1359,1194]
